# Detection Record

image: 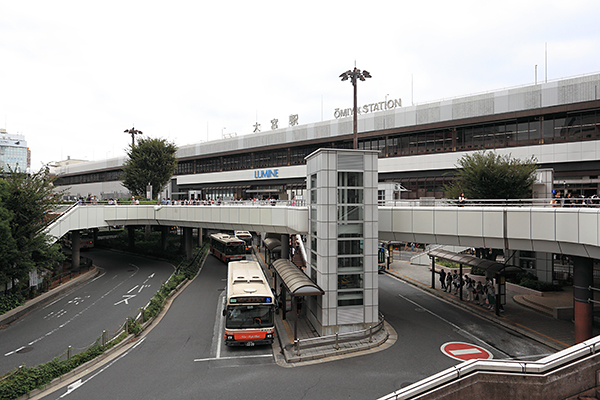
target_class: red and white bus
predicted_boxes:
[223,260,275,346]
[209,233,246,263]
[234,230,253,254]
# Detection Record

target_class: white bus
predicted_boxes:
[223,260,275,346]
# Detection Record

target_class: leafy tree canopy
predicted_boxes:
[444,151,538,199]
[0,166,65,287]
[122,138,177,199]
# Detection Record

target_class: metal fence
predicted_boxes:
[293,312,385,356]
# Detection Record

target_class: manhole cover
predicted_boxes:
[17,346,33,354]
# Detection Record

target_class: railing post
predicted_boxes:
[295,339,300,356]
[67,345,72,360]
[369,326,373,343]
[102,330,107,346]
[335,332,339,350]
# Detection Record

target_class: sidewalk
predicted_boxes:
[386,256,599,351]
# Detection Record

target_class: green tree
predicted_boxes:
[122,138,177,199]
[0,167,65,288]
[444,151,538,200]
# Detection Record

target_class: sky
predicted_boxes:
[1,0,599,171]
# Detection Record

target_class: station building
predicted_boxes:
[53,73,600,203]
[51,73,600,280]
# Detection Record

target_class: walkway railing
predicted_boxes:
[378,197,590,207]
[377,335,600,400]
[294,312,385,356]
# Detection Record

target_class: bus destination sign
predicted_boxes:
[231,296,273,304]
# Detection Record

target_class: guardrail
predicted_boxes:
[378,197,598,208]
[55,197,599,209]
[293,312,385,356]
[377,335,600,400]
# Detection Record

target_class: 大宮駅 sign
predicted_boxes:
[334,98,402,119]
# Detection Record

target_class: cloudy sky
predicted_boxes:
[1,0,599,170]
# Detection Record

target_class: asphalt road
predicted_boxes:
[34,253,554,400]
[0,249,175,375]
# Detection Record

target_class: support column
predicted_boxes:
[573,256,594,343]
[431,256,436,289]
[281,234,290,260]
[198,228,203,247]
[127,226,135,249]
[184,227,193,260]
[160,226,169,251]
[71,230,81,269]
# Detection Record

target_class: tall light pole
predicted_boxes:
[340,67,371,149]
[124,126,143,147]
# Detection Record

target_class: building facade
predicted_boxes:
[0,129,30,172]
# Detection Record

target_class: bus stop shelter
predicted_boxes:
[271,259,324,344]
[263,237,281,264]
[428,248,522,316]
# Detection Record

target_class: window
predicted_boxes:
[338,188,363,204]
[338,172,363,187]
[338,274,363,289]
[338,240,363,255]
[338,290,363,306]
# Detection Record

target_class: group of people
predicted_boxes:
[438,269,499,311]
[552,191,599,207]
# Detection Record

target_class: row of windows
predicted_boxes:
[56,109,600,187]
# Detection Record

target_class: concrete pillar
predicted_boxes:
[127,226,135,249]
[198,228,203,247]
[281,234,290,260]
[160,226,169,251]
[71,230,81,269]
[144,225,151,241]
[183,227,193,260]
[573,256,594,343]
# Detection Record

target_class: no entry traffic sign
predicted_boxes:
[440,342,493,361]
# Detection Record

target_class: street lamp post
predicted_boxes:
[124,126,143,147]
[340,67,372,149]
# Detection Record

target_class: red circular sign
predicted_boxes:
[440,342,493,361]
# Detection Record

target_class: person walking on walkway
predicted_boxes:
[445,272,452,292]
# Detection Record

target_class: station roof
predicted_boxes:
[271,259,324,297]
[428,249,522,275]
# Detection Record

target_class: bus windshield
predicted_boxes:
[225,305,274,329]
[225,243,246,255]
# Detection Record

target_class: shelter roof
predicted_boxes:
[271,259,324,297]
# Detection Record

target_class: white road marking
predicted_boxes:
[397,293,511,358]
[194,354,273,362]
[4,346,25,356]
[57,337,146,398]
[449,348,482,356]
[114,294,136,306]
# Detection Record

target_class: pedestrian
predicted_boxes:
[474,281,483,304]
[439,269,447,290]
[466,278,475,302]
[445,273,452,292]
[458,192,466,207]
[451,271,459,294]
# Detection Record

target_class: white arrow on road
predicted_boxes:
[114,294,136,306]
